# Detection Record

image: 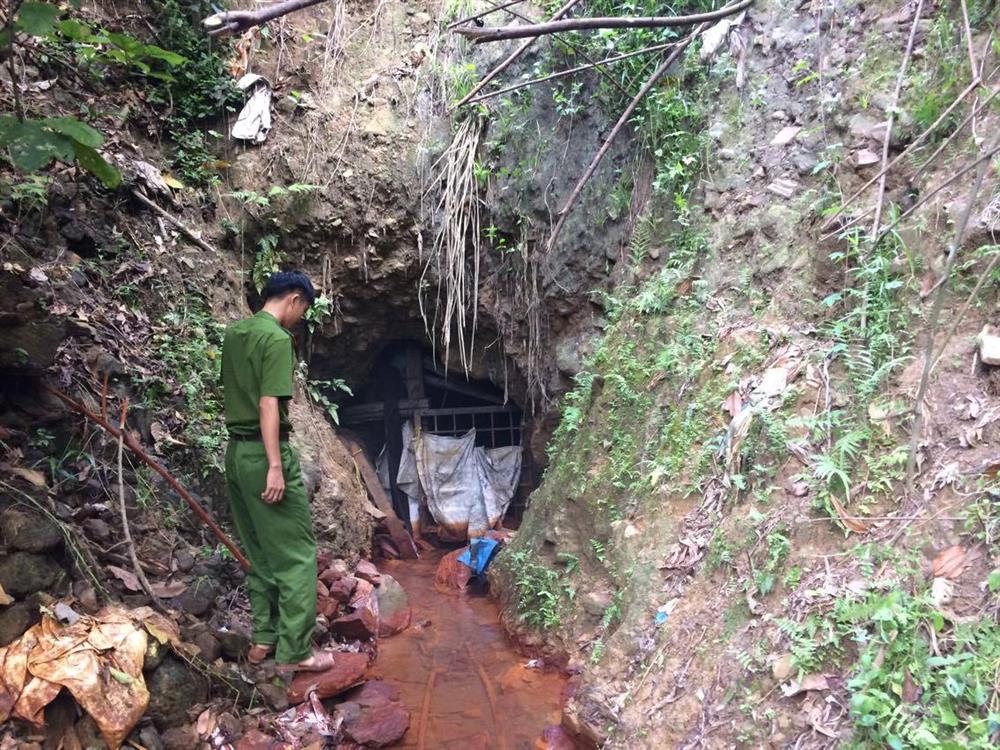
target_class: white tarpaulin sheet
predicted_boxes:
[410,427,521,539]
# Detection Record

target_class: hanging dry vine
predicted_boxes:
[420,116,485,375]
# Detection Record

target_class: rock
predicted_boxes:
[236,729,276,750]
[1,508,63,552]
[143,637,168,671]
[174,549,195,573]
[772,653,794,681]
[139,725,166,750]
[354,560,381,585]
[174,579,219,617]
[554,336,585,377]
[256,682,288,711]
[345,681,400,706]
[331,608,379,642]
[848,113,881,142]
[0,601,39,646]
[326,576,356,603]
[193,632,222,662]
[0,552,64,597]
[286,651,368,703]
[978,325,1000,366]
[146,656,208,729]
[770,125,801,146]
[319,559,350,585]
[411,10,432,28]
[337,699,409,747]
[854,148,880,167]
[376,574,411,637]
[161,725,198,750]
[581,591,613,618]
[767,178,799,199]
[792,152,818,175]
[82,517,111,542]
[217,626,251,661]
[216,712,242,738]
[362,107,395,137]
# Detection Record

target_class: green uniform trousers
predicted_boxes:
[225,440,316,663]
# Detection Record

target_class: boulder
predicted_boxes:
[146,656,208,729]
[344,681,400,706]
[216,626,251,661]
[317,595,340,619]
[193,632,221,662]
[337,698,409,747]
[0,508,63,552]
[286,651,368,703]
[326,576,357,603]
[581,591,613,618]
[318,558,350,584]
[0,601,39,646]
[375,574,411,637]
[330,608,379,642]
[82,518,112,543]
[174,579,219,617]
[0,552,65,597]
[354,560,381,586]
[255,682,288,712]
[978,325,1000,366]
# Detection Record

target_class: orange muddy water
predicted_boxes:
[370,551,567,749]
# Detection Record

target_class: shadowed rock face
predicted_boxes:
[146,656,208,729]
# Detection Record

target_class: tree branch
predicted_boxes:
[453,0,752,43]
[46,385,251,571]
[450,0,583,111]
[545,27,702,255]
[203,0,326,36]
[466,38,682,105]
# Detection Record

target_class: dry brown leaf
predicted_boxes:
[781,673,829,697]
[10,467,47,489]
[148,581,187,599]
[107,566,141,593]
[829,495,868,533]
[722,390,743,418]
[0,608,149,748]
[931,546,967,580]
[0,584,13,606]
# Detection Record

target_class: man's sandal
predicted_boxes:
[277,649,336,675]
[247,644,275,664]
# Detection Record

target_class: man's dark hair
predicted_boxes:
[262,270,316,306]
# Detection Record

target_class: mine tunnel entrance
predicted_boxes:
[334,339,531,535]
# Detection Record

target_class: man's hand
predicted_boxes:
[262,465,285,504]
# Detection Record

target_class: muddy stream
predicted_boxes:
[369,551,567,749]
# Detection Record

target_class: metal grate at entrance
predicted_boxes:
[415,406,521,449]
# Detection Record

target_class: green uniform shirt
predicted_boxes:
[221,311,295,436]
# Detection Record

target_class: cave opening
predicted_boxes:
[330,338,533,536]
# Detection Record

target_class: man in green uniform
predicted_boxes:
[221,270,333,672]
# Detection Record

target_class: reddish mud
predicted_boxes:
[370,551,568,749]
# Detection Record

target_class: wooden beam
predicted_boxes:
[340,434,418,559]
[423,373,506,405]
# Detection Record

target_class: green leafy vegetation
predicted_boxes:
[143,299,227,476]
[497,548,577,631]
[147,0,242,184]
[780,583,1000,749]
